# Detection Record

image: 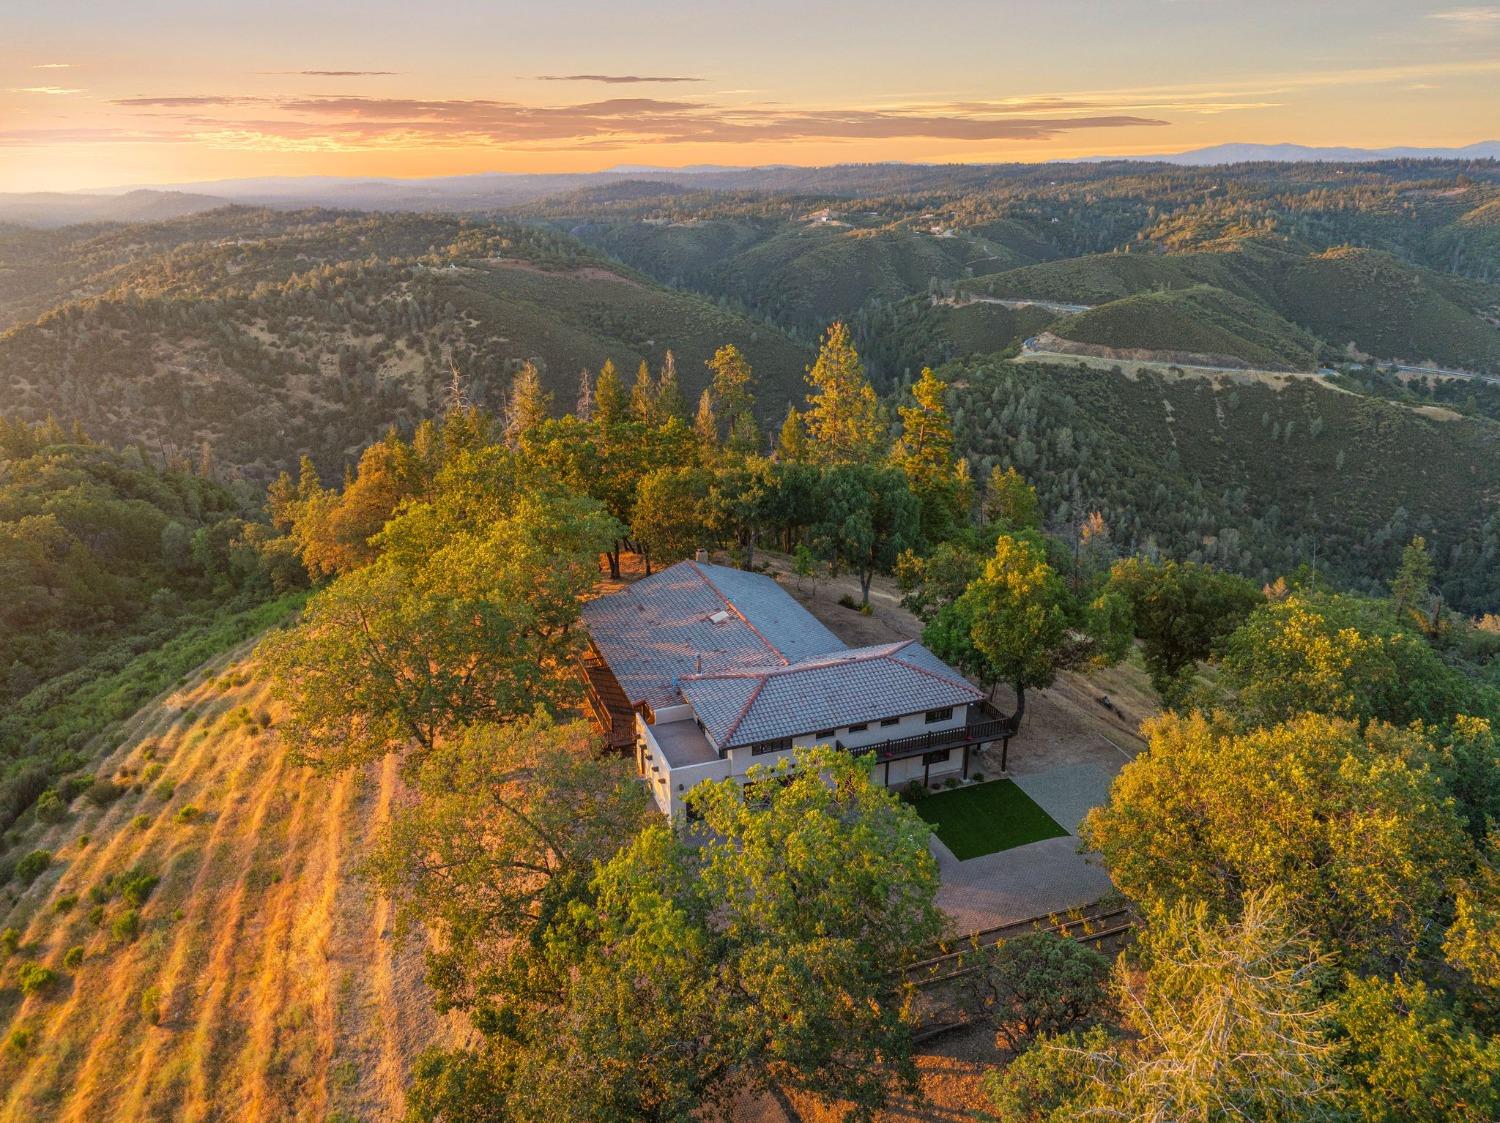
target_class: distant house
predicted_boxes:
[579,559,1013,817]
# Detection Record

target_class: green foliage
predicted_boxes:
[140,984,163,1024]
[1336,973,1500,1122]
[1107,557,1263,705]
[0,927,19,955]
[15,962,58,996]
[968,931,1111,1048]
[1083,710,1468,967]
[14,848,51,886]
[110,908,141,944]
[802,322,887,465]
[62,945,83,969]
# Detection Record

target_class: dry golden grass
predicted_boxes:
[0,641,459,1122]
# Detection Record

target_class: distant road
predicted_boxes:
[1394,363,1500,388]
[939,294,1095,316]
[1017,336,1327,380]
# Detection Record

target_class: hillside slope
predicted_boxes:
[0,645,452,1122]
[0,211,811,480]
[948,359,1500,611]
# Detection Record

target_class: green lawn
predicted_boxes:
[914,780,1068,860]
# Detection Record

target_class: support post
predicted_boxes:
[962,744,969,780]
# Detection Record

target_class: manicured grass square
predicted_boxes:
[914,779,1068,860]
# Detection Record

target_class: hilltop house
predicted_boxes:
[579,559,1014,817]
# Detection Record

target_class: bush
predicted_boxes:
[972,771,986,782]
[971,931,1111,1048]
[111,908,141,943]
[140,984,162,1024]
[15,849,51,886]
[0,927,19,955]
[16,962,58,996]
[131,814,152,831]
[83,778,124,807]
[87,905,106,927]
[899,780,929,804]
[117,869,160,907]
[63,945,84,969]
[837,593,860,610]
[154,781,176,800]
[174,804,202,824]
[142,762,164,784]
[33,789,67,824]
[53,894,78,914]
[6,1027,33,1054]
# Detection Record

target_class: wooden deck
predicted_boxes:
[578,649,636,752]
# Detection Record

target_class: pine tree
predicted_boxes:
[694,389,718,453]
[505,361,552,446]
[575,368,594,421]
[1391,535,1435,625]
[777,403,808,463]
[630,360,657,426]
[707,344,756,451]
[655,350,687,423]
[594,359,625,428]
[803,321,885,465]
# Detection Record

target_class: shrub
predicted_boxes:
[63,945,84,969]
[972,771,986,782]
[53,893,78,914]
[0,928,19,955]
[83,778,124,808]
[154,781,176,800]
[33,789,67,824]
[7,1027,33,1054]
[15,849,51,886]
[141,762,164,784]
[944,776,961,789]
[140,984,162,1024]
[117,869,160,907]
[77,833,90,848]
[837,593,860,610]
[87,905,106,927]
[971,931,1111,1048]
[16,962,58,996]
[131,814,152,831]
[111,909,141,943]
[899,780,928,803]
[174,804,202,824]
[60,774,93,802]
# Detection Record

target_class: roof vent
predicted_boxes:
[708,609,731,625]
[695,549,708,563]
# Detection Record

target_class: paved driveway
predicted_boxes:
[933,730,1134,932]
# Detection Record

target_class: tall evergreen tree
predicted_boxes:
[594,359,625,428]
[776,403,808,463]
[803,322,886,465]
[693,389,718,454]
[891,367,962,540]
[504,361,552,446]
[655,350,687,423]
[707,344,757,453]
[575,368,594,421]
[630,359,657,426]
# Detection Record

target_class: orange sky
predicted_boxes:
[2,1,1498,191]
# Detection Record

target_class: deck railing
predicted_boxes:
[837,708,1019,764]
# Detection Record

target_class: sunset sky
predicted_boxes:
[2,0,1498,192]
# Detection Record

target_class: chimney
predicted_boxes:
[695,549,708,563]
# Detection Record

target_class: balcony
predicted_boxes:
[838,701,1018,765]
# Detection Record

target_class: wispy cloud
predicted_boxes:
[9,86,84,95]
[1429,6,1500,23]
[262,69,400,77]
[76,91,1170,152]
[32,63,72,70]
[536,74,704,84]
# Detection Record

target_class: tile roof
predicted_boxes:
[580,560,845,708]
[678,639,980,748]
[581,559,980,749]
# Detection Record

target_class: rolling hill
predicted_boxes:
[0,643,454,1122]
[0,210,812,480]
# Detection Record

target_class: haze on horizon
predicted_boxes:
[2,0,1498,193]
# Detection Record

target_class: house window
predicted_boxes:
[879,717,901,727]
[847,722,868,733]
[814,729,836,740]
[749,737,792,756]
[924,707,953,724]
[923,748,951,765]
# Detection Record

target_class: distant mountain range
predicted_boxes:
[1,143,1496,227]
[1075,141,1500,165]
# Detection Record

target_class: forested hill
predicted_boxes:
[945,360,1500,613]
[0,210,810,481]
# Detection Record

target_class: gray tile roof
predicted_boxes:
[580,560,846,708]
[581,559,979,749]
[678,639,980,749]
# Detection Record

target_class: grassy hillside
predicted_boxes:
[0,211,811,480]
[1048,285,1320,370]
[1280,247,1500,371]
[947,359,1500,612]
[0,645,452,1122]
[964,241,1500,372]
